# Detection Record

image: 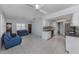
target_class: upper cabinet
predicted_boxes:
[71,12,79,26]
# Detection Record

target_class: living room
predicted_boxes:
[0,4,79,54]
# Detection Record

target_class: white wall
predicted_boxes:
[0,14,5,38]
[32,19,55,37]
[0,13,5,49]
[5,19,31,33]
[0,16,2,37]
[32,19,43,37]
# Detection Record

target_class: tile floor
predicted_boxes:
[0,34,67,54]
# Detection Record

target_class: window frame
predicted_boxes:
[16,23,26,30]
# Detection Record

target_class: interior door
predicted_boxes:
[6,23,12,33]
[28,24,32,33]
[58,22,64,35]
[65,23,70,35]
[58,22,60,34]
[60,22,64,35]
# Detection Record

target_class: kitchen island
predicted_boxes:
[66,35,79,54]
[42,31,51,40]
[42,26,54,40]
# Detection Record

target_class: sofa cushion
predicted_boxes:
[11,33,17,38]
[17,30,28,36]
[5,32,12,39]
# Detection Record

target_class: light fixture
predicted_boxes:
[34,4,47,14]
[35,4,39,9]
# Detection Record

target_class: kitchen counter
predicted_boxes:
[66,36,79,53]
[66,31,79,37]
[43,26,54,31]
[42,26,54,40]
[43,30,53,31]
[42,31,51,40]
[66,34,79,37]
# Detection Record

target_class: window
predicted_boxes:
[16,23,26,30]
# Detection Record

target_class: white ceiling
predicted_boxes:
[0,4,77,21]
[0,4,44,21]
[37,4,77,14]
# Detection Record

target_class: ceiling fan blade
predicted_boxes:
[39,9,47,14]
[26,4,35,8]
[26,4,47,14]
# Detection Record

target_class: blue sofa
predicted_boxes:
[17,30,28,36]
[3,32,22,49]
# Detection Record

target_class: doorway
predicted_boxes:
[58,22,61,35]
[57,22,64,35]
[6,23,12,33]
[28,24,32,33]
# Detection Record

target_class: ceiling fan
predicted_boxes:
[26,4,47,15]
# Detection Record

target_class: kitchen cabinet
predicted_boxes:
[66,36,79,53]
[71,12,79,26]
[42,31,51,40]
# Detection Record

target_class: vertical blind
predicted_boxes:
[16,23,26,30]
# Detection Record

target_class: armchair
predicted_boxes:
[3,32,22,49]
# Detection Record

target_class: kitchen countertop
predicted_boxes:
[66,34,79,37]
[43,29,54,31]
[43,26,54,31]
[66,31,79,37]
